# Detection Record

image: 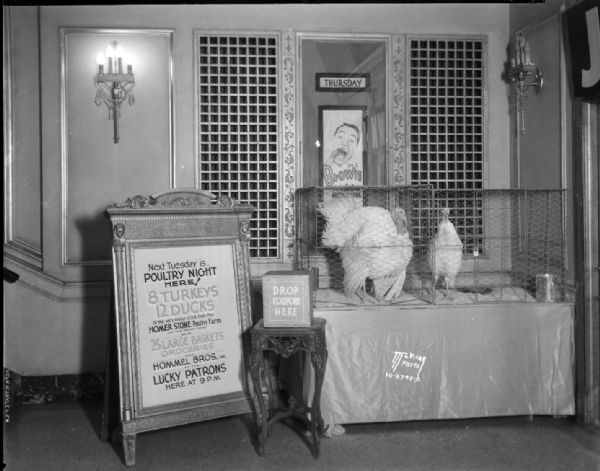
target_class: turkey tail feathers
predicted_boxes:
[319,195,363,248]
[319,195,362,222]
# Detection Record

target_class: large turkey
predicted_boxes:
[319,195,413,303]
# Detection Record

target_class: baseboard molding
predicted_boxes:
[3,369,105,407]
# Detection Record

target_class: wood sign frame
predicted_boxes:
[105,189,254,466]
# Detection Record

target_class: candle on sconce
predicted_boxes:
[106,45,114,74]
[96,52,105,75]
[510,57,516,68]
[524,42,531,65]
[514,39,520,66]
[122,52,133,75]
[115,43,124,74]
[519,35,526,66]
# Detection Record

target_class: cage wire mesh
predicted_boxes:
[294,186,566,306]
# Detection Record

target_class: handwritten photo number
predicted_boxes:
[133,243,244,409]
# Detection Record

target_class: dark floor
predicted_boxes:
[3,401,600,471]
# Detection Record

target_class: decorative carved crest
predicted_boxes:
[239,220,251,240]
[114,223,125,239]
[216,195,235,208]
[112,223,126,250]
[161,196,204,207]
[111,189,250,210]
[113,194,157,209]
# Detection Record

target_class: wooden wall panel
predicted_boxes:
[62,29,174,266]
[4,6,42,267]
[516,15,563,189]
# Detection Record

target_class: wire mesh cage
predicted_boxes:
[294,186,566,306]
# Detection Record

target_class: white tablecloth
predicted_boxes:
[308,303,574,425]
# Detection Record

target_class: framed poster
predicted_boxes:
[319,106,367,187]
[132,243,245,409]
[105,189,254,466]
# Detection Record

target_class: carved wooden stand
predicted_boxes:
[104,189,254,466]
[249,318,327,458]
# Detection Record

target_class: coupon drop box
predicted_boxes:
[262,270,314,328]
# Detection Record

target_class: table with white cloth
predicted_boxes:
[305,302,574,427]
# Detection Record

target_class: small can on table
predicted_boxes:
[536,274,555,302]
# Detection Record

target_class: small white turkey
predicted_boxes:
[427,207,463,299]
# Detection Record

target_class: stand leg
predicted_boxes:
[101,288,119,442]
[249,348,267,456]
[101,346,112,442]
[122,432,136,467]
[264,353,275,421]
[311,347,327,458]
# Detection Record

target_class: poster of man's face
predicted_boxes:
[320,107,365,187]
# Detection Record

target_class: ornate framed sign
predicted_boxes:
[319,105,367,187]
[105,189,254,466]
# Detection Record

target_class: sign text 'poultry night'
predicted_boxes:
[133,244,244,408]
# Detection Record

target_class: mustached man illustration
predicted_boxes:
[322,122,363,187]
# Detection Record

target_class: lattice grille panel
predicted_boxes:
[197,34,279,258]
[408,38,485,254]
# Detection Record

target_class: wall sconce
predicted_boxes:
[508,34,544,135]
[94,41,135,143]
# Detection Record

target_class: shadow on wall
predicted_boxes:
[75,211,118,439]
[73,213,114,395]
[76,210,115,262]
